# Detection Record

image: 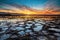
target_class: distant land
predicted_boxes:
[0,12,60,21]
[0,12,60,16]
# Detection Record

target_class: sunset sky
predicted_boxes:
[0,0,60,15]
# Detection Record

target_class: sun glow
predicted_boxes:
[0,7,60,15]
[0,9,60,15]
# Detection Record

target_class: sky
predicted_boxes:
[0,0,60,15]
[0,0,60,10]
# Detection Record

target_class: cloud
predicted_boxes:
[0,2,60,15]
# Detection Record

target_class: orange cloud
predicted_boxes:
[0,8,60,15]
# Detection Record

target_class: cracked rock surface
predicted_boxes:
[0,19,60,40]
